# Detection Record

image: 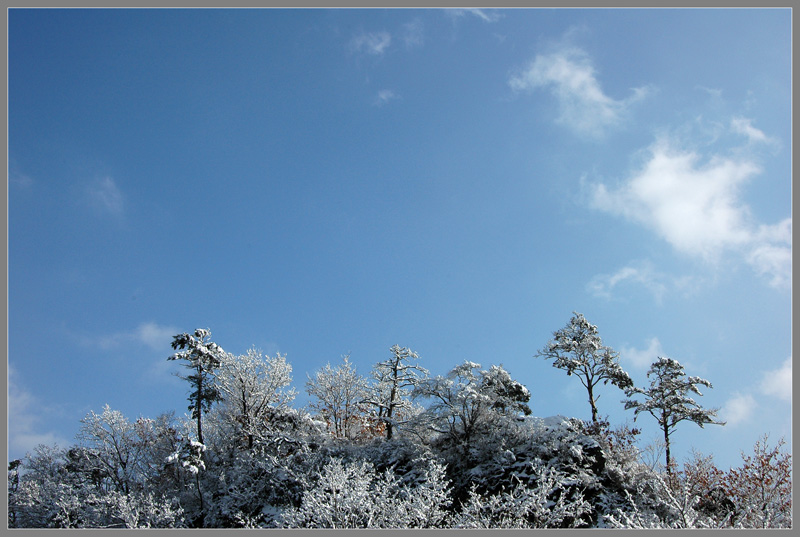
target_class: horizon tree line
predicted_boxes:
[165,311,724,474]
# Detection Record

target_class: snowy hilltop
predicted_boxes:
[8,329,791,529]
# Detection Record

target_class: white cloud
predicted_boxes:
[760,356,792,402]
[374,89,400,107]
[7,365,70,458]
[731,117,775,145]
[591,139,757,258]
[747,237,792,288]
[87,176,124,215]
[620,337,665,370]
[589,137,791,288]
[712,357,790,433]
[509,46,649,138]
[721,392,756,426]
[350,31,391,56]
[587,261,668,303]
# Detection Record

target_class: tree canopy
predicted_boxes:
[537,312,633,423]
[623,357,725,474]
[8,327,787,530]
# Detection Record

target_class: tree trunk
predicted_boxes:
[242,397,254,450]
[386,384,397,440]
[196,373,204,445]
[195,472,205,527]
[664,425,672,477]
[587,383,598,423]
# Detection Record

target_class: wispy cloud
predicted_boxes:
[759,356,791,402]
[620,337,665,370]
[350,31,391,56]
[748,219,792,288]
[696,85,723,99]
[731,117,775,146]
[509,46,650,138]
[401,19,424,49]
[7,365,70,458]
[716,357,789,430]
[586,261,669,303]
[82,321,179,352]
[76,322,183,386]
[589,136,791,288]
[9,160,34,188]
[374,89,400,107]
[87,176,124,216]
[135,322,180,351]
[446,8,503,23]
[721,392,756,427]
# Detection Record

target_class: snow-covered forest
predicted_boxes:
[7,315,791,529]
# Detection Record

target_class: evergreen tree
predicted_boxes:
[623,357,725,475]
[537,312,633,423]
[168,329,227,445]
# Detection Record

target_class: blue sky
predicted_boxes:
[8,8,791,471]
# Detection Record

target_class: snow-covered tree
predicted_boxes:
[203,446,307,527]
[165,438,208,524]
[412,361,531,460]
[74,408,181,499]
[604,472,726,529]
[9,444,65,527]
[168,328,227,445]
[451,466,591,528]
[9,332,790,529]
[8,459,21,526]
[306,355,371,440]
[279,457,451,528]
[11,444,121,528]
[481,364,534,416]
[216,347,296,450]
[76,405,146,495]
[537,312,633,423]
[622,357,724,475]
[114,490,185,528]
[364,344,428,440]
[130,412,184,496]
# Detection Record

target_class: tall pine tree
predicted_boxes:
[168,329,226,445]
[537,312,633,423]
[623,357,725,475]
